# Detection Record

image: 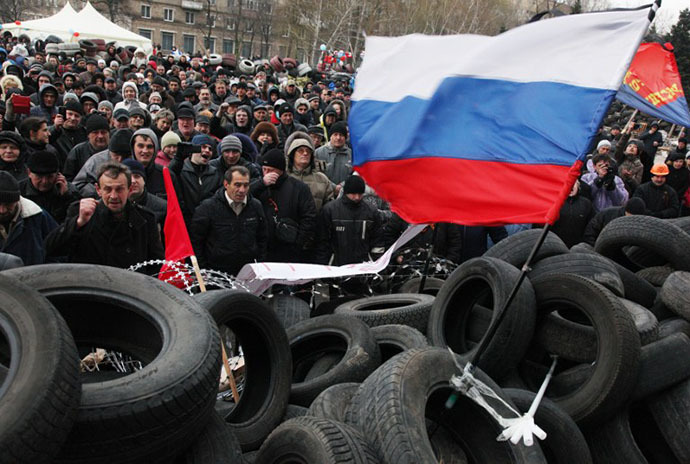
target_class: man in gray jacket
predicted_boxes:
[73,129,133,198]
[315,121,352,191]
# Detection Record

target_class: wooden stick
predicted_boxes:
[668,124,676,140]
[190,255,240,403]
[624,109,639,134]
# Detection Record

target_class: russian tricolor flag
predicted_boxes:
[350,5,657,226]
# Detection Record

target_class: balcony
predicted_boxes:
[181,0,203,11]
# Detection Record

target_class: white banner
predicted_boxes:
[236,224,427,295]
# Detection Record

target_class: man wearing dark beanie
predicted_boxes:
[73,128,133,198]
[0,171,58,265]
[250,148,316,262]
[20,150,80,223]
[315,120,352,187]
[583,197,646,246]
[122,158,167,226]
[315,174,382,269]
[63,113,111,181]
[50,99,87,170]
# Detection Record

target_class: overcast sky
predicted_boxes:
[609,0,686,32]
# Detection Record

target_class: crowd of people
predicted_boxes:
[0,31,689,282]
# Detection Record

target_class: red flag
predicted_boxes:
[617,42,690,127]
[159,167,194,287]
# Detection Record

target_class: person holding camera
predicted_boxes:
[250,148,316,263]
[581,153,629,213]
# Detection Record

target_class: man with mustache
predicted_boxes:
[45,161,163,268]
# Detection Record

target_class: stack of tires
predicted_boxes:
[244,219,690,463]
[6,215,690,463]
[0,264,227,464]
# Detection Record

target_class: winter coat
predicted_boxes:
[277,122,308,150]
[131,189,167,227]
[314,144,353,185]
[72,149,111,198]
[316,195,382,265]
[618,155,644,195]
[168,155,223,224]
[0,197,57,265]
[50,126,87,171]
[45,200,163,268]
[550,194,594,248]
[455,225,509,263]
[633,181,679,218]
[666,167,689,200]
[580,172,629,213]
[383,215,463,263]
[19,177,81,224]
[250,173,316,262]
[583,206,625,246]
[288,165,334,212]
[63,141,100,181]
[209,155,261,180]
[0,157,28,183]
[190,189,268,275]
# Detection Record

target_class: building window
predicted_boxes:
[138,28,152,39]
[246,0,257,10]
[245,22,253,33]
[207,15,216,28]
[204,37,216,53]
[161,31,174,50]
[209,0,216,4]
[185,11,194,24]
[261,24,271,35]
[226,19,235,30]
[140,4,150,18]
[227,0,234,7]
[241,41,251,57]
[164,8,174,22]
[183,34,195,53]
[223,39,234,54]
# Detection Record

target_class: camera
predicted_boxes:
[177,142,203,158]
[58,106,66,117]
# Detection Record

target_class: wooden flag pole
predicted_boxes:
[190,255,240,403]
[624,109,639,134]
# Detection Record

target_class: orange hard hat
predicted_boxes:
[650,164,670,176]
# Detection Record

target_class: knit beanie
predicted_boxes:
[98,100,113,112]
[26,150,59,174]
[625,197,646,215]
[64,98,82,113]
[109,129,133,156]
[262,148,286,171]
[161,131,181,150]
[597,140,611,150]
[220,135,242,153]
[191,133,214,147]
[80,92,99,104]
[330,121,348,137]
[0,171,20,203]
[122,158,146,177]
[85,114,109,134]
[343,175,365,195]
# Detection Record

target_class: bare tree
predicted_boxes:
[0,0,27,23]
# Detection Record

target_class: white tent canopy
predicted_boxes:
[1,2,152,52]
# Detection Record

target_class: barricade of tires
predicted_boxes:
[4,215,690,463]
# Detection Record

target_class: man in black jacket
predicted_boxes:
[45,161,163,267]
[191,166,268,275]
[19,150,80,224]
[583,197,646,246]
[316,175,382,266]
[49,100,86,170]
[63,114,110,181]
[276,104,307,150]
[122,158,166,227]
[168,133,223,224]
[250,148,316,262]
[633,164,679,218]
[550,180,594,248]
